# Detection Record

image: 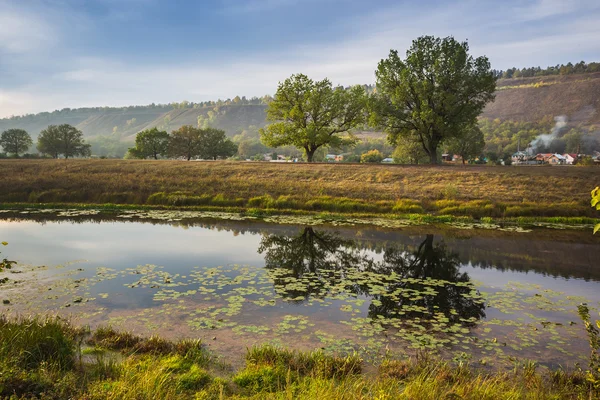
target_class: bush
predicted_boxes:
[360,149,384,163]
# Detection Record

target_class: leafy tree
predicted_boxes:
[446,124,485,164]
[392,134,429,164]
[199,128,237,160]
[370,36,496,164]
[37,124,90,159]
[168,125,202,161]
[129,128,169,159]
[0,129,32,157]
[592,187,600,234]
[360,149,384,163]
[260,73,367,162]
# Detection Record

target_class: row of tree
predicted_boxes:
[260,36,497,164]
[494,61,600,79]
[0,125,90,158]
[127,126,237,161]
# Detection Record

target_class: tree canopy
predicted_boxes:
[37,124,90,159]
[260,73,367,162]
[446,124,485,164]
[0,129,32,157]
[168,126,237,161]
[129,128,169,159]
[370,36,496,164]
[198,128,237,160]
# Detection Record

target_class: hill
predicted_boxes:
[0,103,269,141]
[483,72,600,126]
[1,71,599,157]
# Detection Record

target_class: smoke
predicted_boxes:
[529,115,568,153]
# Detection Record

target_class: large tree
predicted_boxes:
[129,128,169,159]
[370,36,496,164]
[446,124,485,164]
[37,124,90,159]
[198,128,237,160]
[260,73,367,162]
[0,129,32,157]
[168,125,202,161]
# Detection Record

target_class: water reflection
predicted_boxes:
[259,228,485,326]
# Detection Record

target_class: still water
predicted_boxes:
[1,210,599,368]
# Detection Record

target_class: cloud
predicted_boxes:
[1,0,600,118]
[0,4,58,53]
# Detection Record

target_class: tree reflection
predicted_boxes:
[259,228,485,325]
[364,234,485,325]
[258,227,372,301]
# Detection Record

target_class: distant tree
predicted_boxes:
[370,36,496,164]
[169,125,202,161]
[360,149,384,163]
[446,124,485,164]
[199,128,237,160]
[260,73,367,162]
[129,128,169,159]
[0,129,32,157]
[392,134,429,164]
[37,124,90,159]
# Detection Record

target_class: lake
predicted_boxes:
[1,209,599,368]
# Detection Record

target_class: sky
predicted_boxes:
[0,0,599,118]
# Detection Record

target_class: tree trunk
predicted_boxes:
[305,147,316,163]
[428,148,438,164]
[462,158,465,165]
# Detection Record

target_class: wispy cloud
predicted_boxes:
[1,0,599,118]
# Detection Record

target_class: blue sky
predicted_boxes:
[1,0,599,117]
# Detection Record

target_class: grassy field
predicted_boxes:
[0,316,598,399]
[1,159,599,219]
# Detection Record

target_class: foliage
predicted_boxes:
[495,61,600,79]
[360,149,384,163]
[168,126,237,160]
[593,187,600,234]
[260,73,367,162]
[37,124,91,159]
[370,36,496,164]
[479,117,600,157]
[129,128,169,160]
[446,124,485,164]
[0,129,32,157]
[577,304,600,388]
[198,128,237,160]
[168,125,203,161]
[392,134,429,164]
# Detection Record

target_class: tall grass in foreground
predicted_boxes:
[0,317,598,399]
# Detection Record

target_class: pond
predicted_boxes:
[1,209,599,369]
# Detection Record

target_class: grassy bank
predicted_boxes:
[0,316,598,399]
[1,159,599,219]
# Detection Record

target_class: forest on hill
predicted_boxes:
[1,65,599,160]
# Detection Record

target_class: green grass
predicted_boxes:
[1,159,599,220]
[0,317,598,399]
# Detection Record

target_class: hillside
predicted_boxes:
[0,104,268,140]
[1,71,599,144]
[483,72,600,126]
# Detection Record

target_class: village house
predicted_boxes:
[548,154,566,165]
[563,154,578,165]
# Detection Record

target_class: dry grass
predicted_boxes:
[1,159,599,217]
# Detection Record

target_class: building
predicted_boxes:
[563,154,578,165]
[548,154,566,165]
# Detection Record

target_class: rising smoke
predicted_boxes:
[529,115,568,152]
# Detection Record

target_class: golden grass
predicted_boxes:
[1,159,599,218]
